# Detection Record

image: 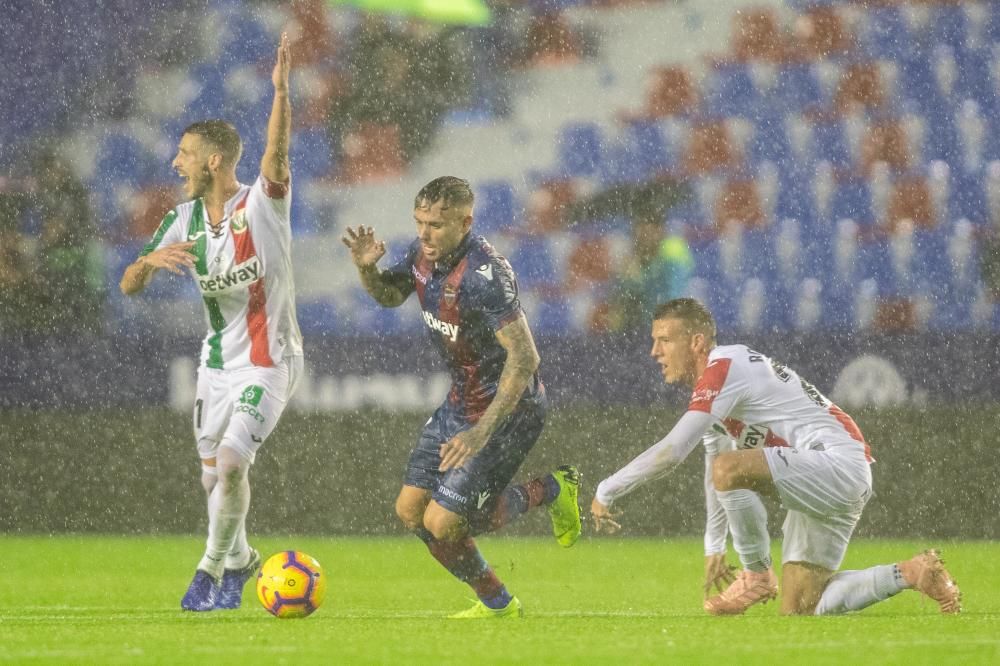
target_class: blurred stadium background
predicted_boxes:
[2,0,1000,535]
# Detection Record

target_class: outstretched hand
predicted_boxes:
[141,241,196,275]
[341,225,387,268]
[704,553,738,598]
[590,497,622,534]
[272,32,290,93]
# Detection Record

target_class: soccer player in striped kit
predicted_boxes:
[341,177,582,619]
[120,34,302,611]
[592,298,961,616]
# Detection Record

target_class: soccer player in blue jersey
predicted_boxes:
[342,176,581,619]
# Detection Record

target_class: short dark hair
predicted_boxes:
[653,298,717,344]
[414,176,474,211]
[182,120,242,167]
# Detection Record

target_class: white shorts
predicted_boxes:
[194,356,302,464]
[763,444,873,571]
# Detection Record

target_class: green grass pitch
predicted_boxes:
[1,537,997,664]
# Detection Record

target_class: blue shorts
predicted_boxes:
[403,397,547,517]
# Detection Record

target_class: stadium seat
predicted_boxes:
[887,176,935,230]
[682,120,737,176]
[335,122,405,184]
[557,122,604,178]
[216,15,275,68]
[291,128,335,181]
[474,181,519,235]
[529,295,572,335]
[860,119,911,176]
[796,4,854,61]
[860,5,911,59]
[509,236,559,290]
[834,62,888,114]
[642,66,698,119]
[297,298,339,337]
[714,178,765,231]
[774,64,824,113]
[625,120,672,177]
[731,7,787,63]
[703,62,758,118]
[810,118,852,170]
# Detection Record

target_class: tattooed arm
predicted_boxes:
[438,313,540,471]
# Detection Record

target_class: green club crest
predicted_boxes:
[239,385,264,406]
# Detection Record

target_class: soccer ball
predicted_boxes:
[256,551,327,618]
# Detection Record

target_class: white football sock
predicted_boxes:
[198,446,250,579]
[716,489,772,572]
[814,564,906,615]
[226,519,251,570]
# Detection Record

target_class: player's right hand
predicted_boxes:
[341,225,386,268]
[590,497,622,534]
[703,553,738,598]
[140,241,196,275]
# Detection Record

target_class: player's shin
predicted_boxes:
[199,448,251,578]
[716,489,772,572]
[414,528,512,609]
[814,565,905,615]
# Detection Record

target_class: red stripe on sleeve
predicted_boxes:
[688,358,732,413]
[262,175,289,199]
[232,194,274,367]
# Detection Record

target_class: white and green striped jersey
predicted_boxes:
[140,176,303,371]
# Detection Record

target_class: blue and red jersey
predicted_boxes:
[383,233,544,421]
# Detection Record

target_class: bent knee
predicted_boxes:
[423,507,466,542]
[712,454,741,492]
[395,499,425,532]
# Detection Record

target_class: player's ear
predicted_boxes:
[207,151,224,172]
[691,331,707,354]
[462,211,473,233]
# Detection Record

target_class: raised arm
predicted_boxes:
[341,225,408,307]
[261,32,291,184]
[438,313,541,471]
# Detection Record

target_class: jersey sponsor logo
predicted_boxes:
[475,263,494,281]
[688,358,732,412]
[436,484,468,506]
[197,257,261,294]
[234,384,267,423]
[723,418,789,449]
[476,490,492,509]
[411,265,428,285]
[239,385,264,406]
[422,310,459,342]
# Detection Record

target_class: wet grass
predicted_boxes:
[0,536,997,664]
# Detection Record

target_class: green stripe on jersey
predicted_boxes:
[189,199,209,276]
[203,296,226,369]
[139,210,178,257]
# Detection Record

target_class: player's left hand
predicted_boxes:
[590,498,622,534]
[272,32,290,92]
[438,429,486,472]
[703,553,738,598]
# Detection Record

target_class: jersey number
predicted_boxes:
[195,399,203,429]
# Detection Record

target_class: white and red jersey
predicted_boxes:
[140,176,303,371]
[690,345,872,460]
[595,344,871,506]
